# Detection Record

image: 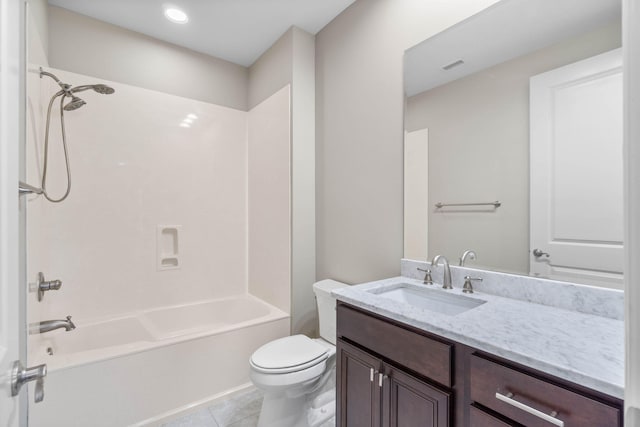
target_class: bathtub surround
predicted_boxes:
[26,69,293,424]
[48,7,319,337]
[248,87,291,313]
[27,69,250,321]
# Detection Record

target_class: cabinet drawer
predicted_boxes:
[337,304,452,387]
[470,355,621,427]
[469,405,517,427]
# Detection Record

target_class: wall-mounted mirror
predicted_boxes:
[403,0,623,289]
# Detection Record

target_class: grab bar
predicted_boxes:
[435,200,501,209]
[19,181,43,196]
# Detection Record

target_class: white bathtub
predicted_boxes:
[28,295,289,426]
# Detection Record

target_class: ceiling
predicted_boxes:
[47,0,356,67]
[404,0,621,96]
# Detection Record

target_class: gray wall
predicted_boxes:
[315,0,500,284]
[27,0,48,64]
[48,6,248,110]
[248,29,294,109]
[405,22,621,275]
[249,27,318,336]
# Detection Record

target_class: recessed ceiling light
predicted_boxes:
[164,7,189,24]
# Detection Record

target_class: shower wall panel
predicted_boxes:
[247,86,292,314]
[26,68,248,322]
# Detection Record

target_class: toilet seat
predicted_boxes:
[250,335,329,374]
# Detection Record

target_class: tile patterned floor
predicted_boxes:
[162,388,262,427]
[162,387,335,427]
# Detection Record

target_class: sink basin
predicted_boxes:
[371,284,486,316]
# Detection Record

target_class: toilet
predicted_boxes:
[249,279,348,427]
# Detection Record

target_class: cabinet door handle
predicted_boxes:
[495,392,564,427]
[378,373,387,387]
[370,368,375,382]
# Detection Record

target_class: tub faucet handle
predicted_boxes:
[34,272,63,302]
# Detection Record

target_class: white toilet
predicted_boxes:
[249,279,347,427]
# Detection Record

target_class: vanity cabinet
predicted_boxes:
[338,339,450,427]
[336,302,623,427]
[337,304,452,426]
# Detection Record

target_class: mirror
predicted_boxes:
[403,0,623,288]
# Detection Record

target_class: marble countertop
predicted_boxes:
[332,276,624,399]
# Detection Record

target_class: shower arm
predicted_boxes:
[40,68,73,95]
[39,69,61,83]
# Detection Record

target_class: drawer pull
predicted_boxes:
[495,392,564,427]
[378,373,387,387]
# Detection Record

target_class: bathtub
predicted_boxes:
[28,295,289,426]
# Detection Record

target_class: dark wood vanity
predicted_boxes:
[336,302,623,427]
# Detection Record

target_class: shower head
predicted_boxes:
[92,84,115,95]
[70,84,115,95]
[63,96,86,111]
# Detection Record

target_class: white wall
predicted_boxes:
[26,69,248,326]
[315,0,500,284]
[48,6,248,111]
[405,22,621,275]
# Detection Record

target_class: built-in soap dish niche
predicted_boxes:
[157,225,181,271]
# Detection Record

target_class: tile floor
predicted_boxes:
[162,388,262,427]
[162,387,336,427]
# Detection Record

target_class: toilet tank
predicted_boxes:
[313,279,348,345]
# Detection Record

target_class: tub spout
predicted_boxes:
[30,316,76,335]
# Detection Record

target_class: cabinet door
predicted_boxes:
[383,364,451,427]
[338,339,383,427]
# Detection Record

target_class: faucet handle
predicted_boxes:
[416,268,433,285]
[34,375,45,403]
[11,361,47,403]
[34,272,63,302]
[462,276,483,294]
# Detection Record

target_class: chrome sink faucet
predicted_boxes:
[431,255,452,289]
[459,250,477,266]
[30,316,76,335]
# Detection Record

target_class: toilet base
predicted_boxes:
[256,364,336,427]
[257,388,335,427]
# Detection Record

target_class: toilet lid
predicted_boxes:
[250,335,329,373]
